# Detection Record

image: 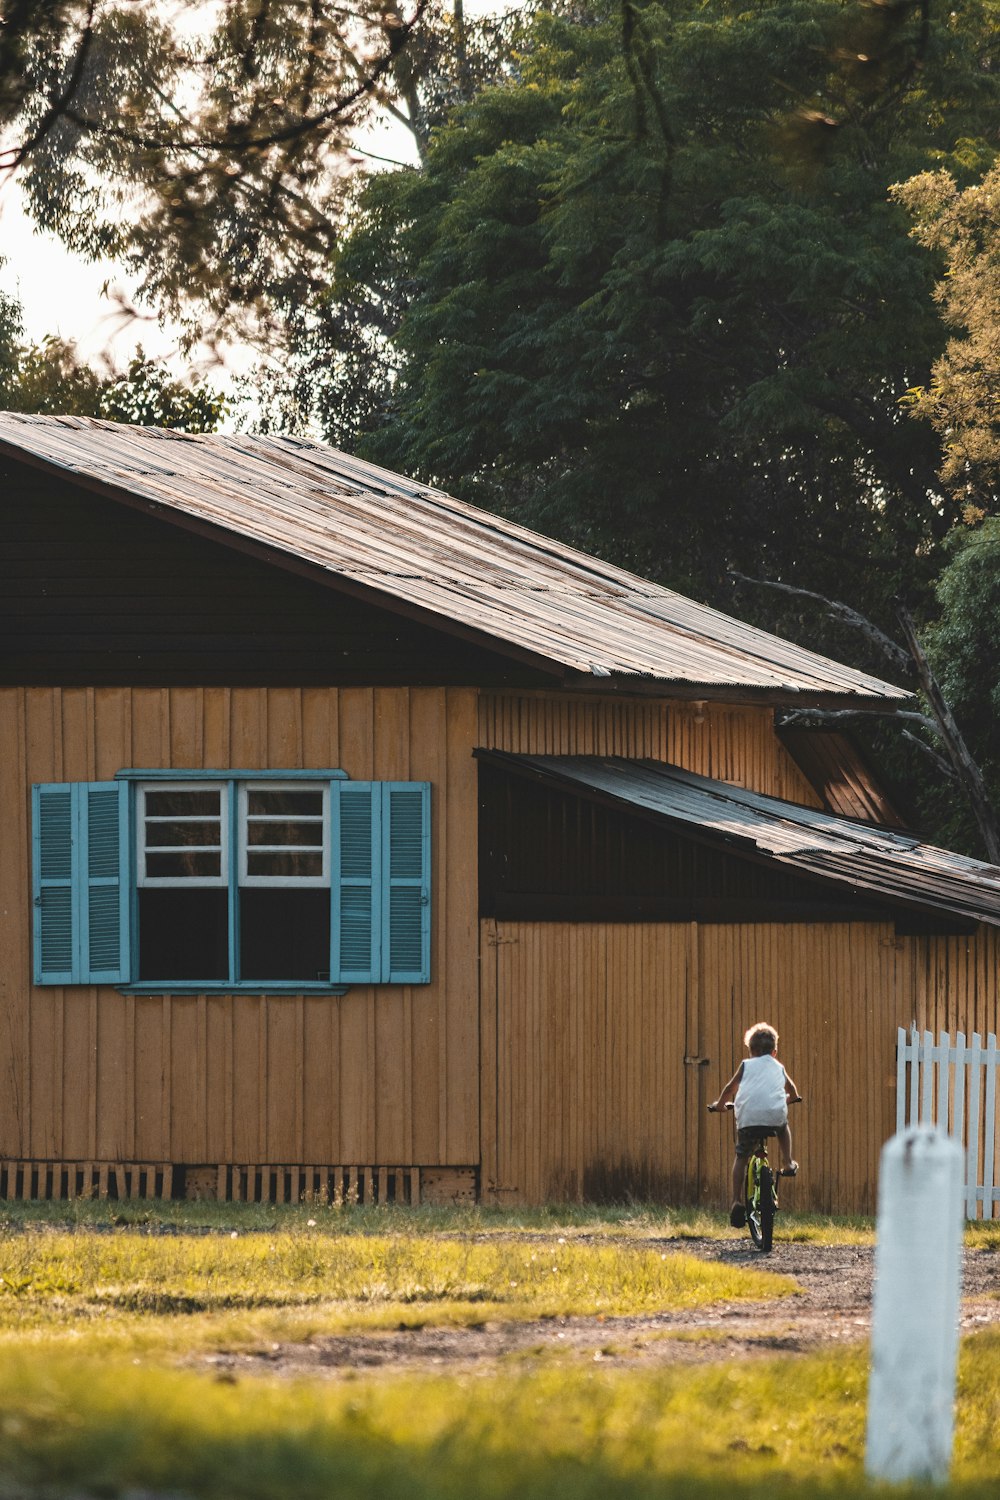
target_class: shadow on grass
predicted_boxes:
[5,1412,994,1500]
[0,1339,997,1500]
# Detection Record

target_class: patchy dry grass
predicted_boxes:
[0,1205,796,1360]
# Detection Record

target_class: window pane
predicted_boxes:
[145,850,222,880]
[241,783,327,886]
[145,790,221,817]
[246,820,324,847]
[145,818,220,848]
[247,789,323,817]
[246,850,323,879]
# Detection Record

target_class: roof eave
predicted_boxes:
[0,425,915,707]
[0,437,569,682]
[562,671,913,710]
[476,750,999,929]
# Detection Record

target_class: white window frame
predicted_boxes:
[137,781,229,888]
[238,780,331,888]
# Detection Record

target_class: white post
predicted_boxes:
[866,1127,964,1485]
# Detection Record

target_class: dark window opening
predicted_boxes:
[239,888,331,982]
[138,888,229,981]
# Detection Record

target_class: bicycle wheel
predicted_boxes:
[745,1157,764,1248]
[758,1165,775,1252]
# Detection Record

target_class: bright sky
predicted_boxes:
[0,182,170,363]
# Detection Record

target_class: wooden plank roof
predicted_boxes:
[0,412,911,706]
[778,727,908,829]
[480,752,1000,928]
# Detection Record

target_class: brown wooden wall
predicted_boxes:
[477,692,822,804]
[481,919,1000,1213]
[0,685,479,1167]
[3,682,915,1199]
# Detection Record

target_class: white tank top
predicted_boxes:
[734,1054,788,1128]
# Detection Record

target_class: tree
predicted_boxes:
[0,316,226,430]
[0,1,507,352]
[271,0,1000,648]
[921,520,1000,853]
[892,158,1000,515]
[97,352,226,430]
[3,334,105,414]
[0,278,23,398]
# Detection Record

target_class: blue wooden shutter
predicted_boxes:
[80,782,130,982]
[32,785,76,983]
[381,782,431,983]
[32,782,130,984]
[331,781,380,984]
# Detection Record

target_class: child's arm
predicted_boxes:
[708,1064,743,1112]
[783,1069,803,1104]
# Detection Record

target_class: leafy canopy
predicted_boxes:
[1,1,510,353]
[284,0,1000,646]
[0,276,225,430]
[893,158,1000,515]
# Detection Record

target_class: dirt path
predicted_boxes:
[199,1239,1000,1380]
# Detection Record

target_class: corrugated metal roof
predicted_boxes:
[0,412,910,704]
[482,752,1000,927]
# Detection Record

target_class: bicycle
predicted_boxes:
[708,1100,802,1253]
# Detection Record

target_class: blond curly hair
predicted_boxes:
[743,1022,779,1054]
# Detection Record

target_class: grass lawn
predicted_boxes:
[0,1201,796,1356]
[0,1199,994,1498]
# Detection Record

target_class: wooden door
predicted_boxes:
[482,920,694,1205]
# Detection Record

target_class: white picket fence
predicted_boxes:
[896,1027,1000,1219]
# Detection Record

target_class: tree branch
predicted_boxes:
[0,0,96,172]
[896,602,1000,863]
[4,0,430,168]
[734,571,1000,860]
[780,706,940,737]
[899,727,958,783]
[728,570,913,675]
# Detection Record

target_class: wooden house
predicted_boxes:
[2,412,999,1213]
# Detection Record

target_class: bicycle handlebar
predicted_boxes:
[707,1097,804,1113]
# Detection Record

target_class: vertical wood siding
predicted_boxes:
[0,686,479,1167]
[7,683,994,1211]
[483,920,1000,1214]
[477,693,821,804]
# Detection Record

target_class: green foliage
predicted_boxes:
[279,0,1000,650]
[3,333,105,414]
[98,352,227,430]
[921,519,1000,850]
[0,275,24,398]
[0,323,226,430]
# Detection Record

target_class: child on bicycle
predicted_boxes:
[708,1022,802,1228]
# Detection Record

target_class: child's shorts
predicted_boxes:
[735,1123,786,1157]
